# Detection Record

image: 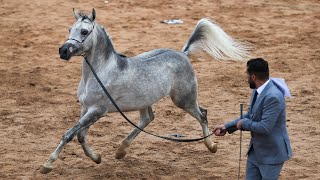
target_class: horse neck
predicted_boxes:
[82,25,117,78]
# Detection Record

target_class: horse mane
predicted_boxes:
[77,11,87,18]
[95,23,127,59]
[81,15,91,22]
[75,10,92,22]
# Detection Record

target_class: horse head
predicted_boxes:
[59,9,96,60]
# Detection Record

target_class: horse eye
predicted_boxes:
[81,29,89,36]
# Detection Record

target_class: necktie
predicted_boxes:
[251,91,258,109]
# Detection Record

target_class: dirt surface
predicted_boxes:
[0,0,319,179]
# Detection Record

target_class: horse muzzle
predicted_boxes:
[59,43,78,60]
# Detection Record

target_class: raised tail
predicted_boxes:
[182,18,252,61]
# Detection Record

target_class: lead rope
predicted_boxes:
[84,56,214,142]
[238,103,243,180]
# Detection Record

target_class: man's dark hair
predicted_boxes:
[247,58,269,80]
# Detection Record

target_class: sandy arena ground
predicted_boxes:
[0,0,319,179]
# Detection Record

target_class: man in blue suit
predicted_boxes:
[213,58,292,180]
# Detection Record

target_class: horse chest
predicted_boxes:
[77,80,108,107]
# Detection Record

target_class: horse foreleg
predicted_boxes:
[77,128,101,164]
[115,106,154,159]
[40,108,102,174]
[75,107,101,163]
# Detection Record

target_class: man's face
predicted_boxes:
[247,71,256,89]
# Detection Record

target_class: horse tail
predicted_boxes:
[181,18,252,61]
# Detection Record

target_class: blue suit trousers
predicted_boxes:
[246,148,284,180]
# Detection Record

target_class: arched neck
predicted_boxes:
[84,25,116,64]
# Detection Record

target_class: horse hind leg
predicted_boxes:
[197,106,217,153]
[176,100,217,153]
[115,106,154,159]
[170,85,217,153]
[77,128,101,164]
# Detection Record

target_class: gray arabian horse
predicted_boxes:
[40,9,251,173]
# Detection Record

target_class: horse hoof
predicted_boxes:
[115,149,126,159]
[209,144,218,153]
[40,164,53,174]
[94,154,102,164]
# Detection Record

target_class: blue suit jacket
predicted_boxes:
[225,80,292,164]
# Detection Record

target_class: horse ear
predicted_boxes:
[89,8,96,21]
[73,8,81,20]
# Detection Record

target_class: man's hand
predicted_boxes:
[237,119,244,130]
[213,125,226,136]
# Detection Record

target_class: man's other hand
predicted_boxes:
[237,119,244,130]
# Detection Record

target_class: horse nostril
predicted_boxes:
[61,46,68,54]
[63,48,68,55]
[59,45,70,60]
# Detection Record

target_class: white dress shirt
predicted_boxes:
[256,79,270,98]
